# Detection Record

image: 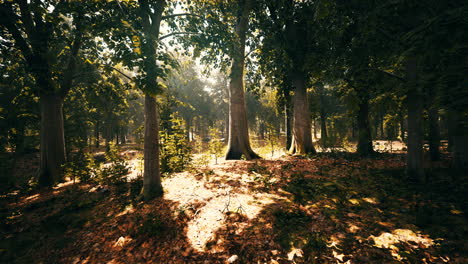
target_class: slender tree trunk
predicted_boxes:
[447,110,456,152]
[139,0,166,199]
[289,72,316,155]
[399,111,406,141]
[356,90,374,156]
[405,57,425,182]
[428,104,440,161]
[95,121,100,148]
[320,112,327,146]
[121,127,126,145]
[38,94,66,186]
[285,94,292,150]
[225,0,259,160]
[379,113,385,139]
[105,120,111,150]
[318,84,327,147]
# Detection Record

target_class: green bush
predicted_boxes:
[160,114,192,174]
[94,143,129,185]
[63,148,96,183]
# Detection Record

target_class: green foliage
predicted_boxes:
[93,143,129,185]
[63,148,96,183]
[208,127,225,164]
[160,113,192,174]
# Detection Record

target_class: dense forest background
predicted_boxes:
[0,0,467,263]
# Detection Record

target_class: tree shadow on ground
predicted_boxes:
[0,179,228,264]
[205,153,467,263]
[1,153,466,263]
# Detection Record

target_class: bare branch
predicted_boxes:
[60,13,85,98]
[17,0,35,37]
[109,66,134,81]
[162,13,202,20]
[0,5,33,60]
[159,31,199,41]
[366,68,405,81]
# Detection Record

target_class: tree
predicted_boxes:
[182,0,260,160]
[0,1,104,186]
[257,0,319,155]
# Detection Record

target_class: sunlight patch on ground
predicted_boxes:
[369,229,435,260]
[163,170,278,252]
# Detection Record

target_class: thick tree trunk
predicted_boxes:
[405,57,425,182]
[289,72,316,155]
[225,0,259,160]
[450,109,468,172]
[356,90,374,156]
[142,95,163,198]
[428,105,440,161]
[38,94,66,186]
[225,69,259,159]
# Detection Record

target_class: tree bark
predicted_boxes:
[139,0,166,199]
[289,71,316,155]
[356,89,374,156]
[428,104,440,161]
[285,93,292,150]
[142,94,163,198]
[38,94,66,186]
[225,0,259,160]
[450,109,468,172]
[405,57,425,182]
[94,121,100,148]
[318,84,327,147]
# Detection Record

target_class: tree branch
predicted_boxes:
[162,13,202,20]
[365,68,406,81]
[60,13,85,98]
[17,0,35,38]
[108,66,134,81]
[0,5,33,61]
[159,31,199,41]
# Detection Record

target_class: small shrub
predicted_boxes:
[63,148,96,183]
[94,143,129,185]
[160,114,192,174]
[208,127,225,164]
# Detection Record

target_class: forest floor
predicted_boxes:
[1,149,467,263]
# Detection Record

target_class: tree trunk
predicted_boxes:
[451,109,468,172]
[120,127,126,144]
[139,0,166,200]
[38,94,66,186]
[405,57,425,182]
[285,94,292,150]
[379,113,385,139]
[142,94,163,198]
[225,0,259,160]
[289,72,316,155]
[318,84,327,147]
[428,104,440,161]
[399,111,406,141]
[95,121,100,148]
[356,90,374,156]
